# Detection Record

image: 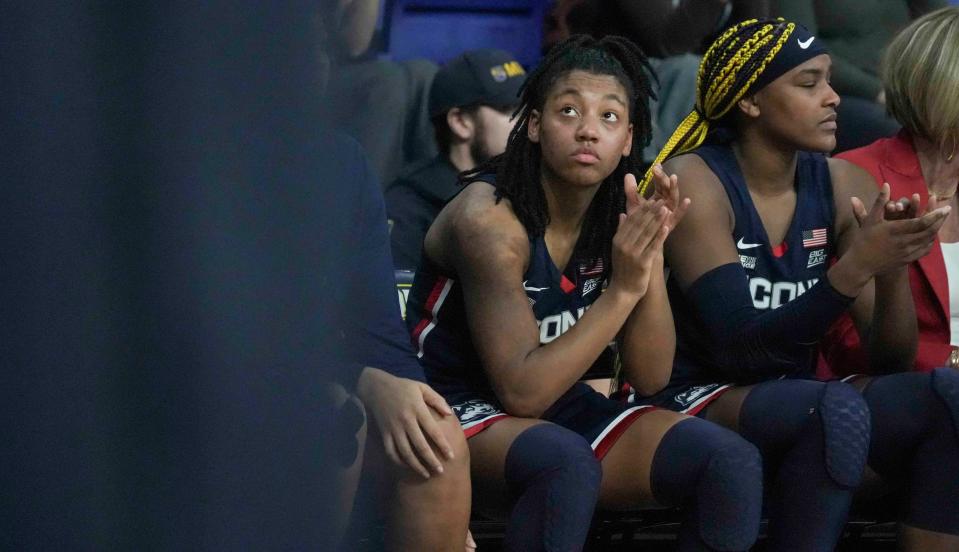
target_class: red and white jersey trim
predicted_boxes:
[411,277,453,359]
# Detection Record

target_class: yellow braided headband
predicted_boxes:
[638,19,795,194]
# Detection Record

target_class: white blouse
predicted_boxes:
[940,241,959,347]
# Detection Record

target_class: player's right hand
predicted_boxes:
[609,190,668,300]
[645,165,691,231]
[849,182,951,276]
[356,367,456,479]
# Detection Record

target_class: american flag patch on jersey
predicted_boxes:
[802,228,828,248]
[579,258,604,277]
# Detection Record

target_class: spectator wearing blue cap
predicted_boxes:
[385,49,525,270]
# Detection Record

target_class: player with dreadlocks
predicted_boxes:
[624,17,959,551]
[406,35,764,551]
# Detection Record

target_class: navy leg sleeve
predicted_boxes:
[503,424,602,552]
[863,370,959,535]
[739,380,869,551]
[650,417,763,551]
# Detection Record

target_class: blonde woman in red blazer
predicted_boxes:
[820,8,959,377]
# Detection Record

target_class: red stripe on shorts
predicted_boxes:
[462,414,509,438]
[592,406,657,460]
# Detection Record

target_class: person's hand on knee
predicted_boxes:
[356,366,457,479]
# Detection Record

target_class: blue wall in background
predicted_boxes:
[386,0,549,67]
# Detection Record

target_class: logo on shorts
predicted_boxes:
[453,399,501,425]
[807,248,826,268]
[674,384,722,408]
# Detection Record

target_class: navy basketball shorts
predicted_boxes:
[623,375,866,415]
[624,382,734,416]
[442,382,656,460]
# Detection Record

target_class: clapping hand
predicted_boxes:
[633,164,691,232]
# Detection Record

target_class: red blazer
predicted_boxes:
[818,131,954,377]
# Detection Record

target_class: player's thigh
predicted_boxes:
[701,384,757,433]
[598,408,690,510]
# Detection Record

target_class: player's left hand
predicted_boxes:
[849,183,951,276]
[630,166,690,232]
[882,192,922,221]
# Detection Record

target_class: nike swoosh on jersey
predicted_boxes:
[798,37,815,49]
[523,280,549,292]
[737,237,762,249]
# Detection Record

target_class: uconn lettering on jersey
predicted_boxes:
[537,305,590,343]
[748,277,819,310]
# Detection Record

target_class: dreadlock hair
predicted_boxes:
[461,34,655,269]
[638,18,796,194]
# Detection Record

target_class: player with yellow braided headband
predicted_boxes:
[638,18,799,194]
[622,17,959,552]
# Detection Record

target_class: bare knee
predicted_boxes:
[433,414,471,489]
[395,414,470,501]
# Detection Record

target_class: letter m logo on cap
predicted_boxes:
[503,61,525,77]
[490,61,525,82]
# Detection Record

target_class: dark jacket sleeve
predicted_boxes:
[336,145,426,389]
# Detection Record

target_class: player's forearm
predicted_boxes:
[826,251,874,298]
[492,287,638,418]
[620,262,674,396]
[866,268,918,373]
[687,263,854,381]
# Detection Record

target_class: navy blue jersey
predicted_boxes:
[407,189,613,396]
[668,142,838,386]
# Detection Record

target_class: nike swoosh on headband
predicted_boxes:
[798,37,815,49]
